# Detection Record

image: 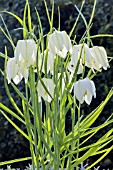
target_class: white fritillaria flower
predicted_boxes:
[48,30,72,58]
[74,78,96,105]
[76,43,96,69]
[90,46,110,71]
[6,39,37,84]
[15,39,37,67]
[68,43,109,72]
[37,78,55,103]
[6,57,23,84]
[67,45,83,74]
[67,43,95,72]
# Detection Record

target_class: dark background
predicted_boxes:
[0,0,113,169]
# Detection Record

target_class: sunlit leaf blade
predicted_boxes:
[0,109,30,141]
[2,11,23,26]
[0,157,31,166]
[23,3,28,38]
[27,2,32,32]
[86,146,113,170]
[0,103,25,124]
[0,26,15,49]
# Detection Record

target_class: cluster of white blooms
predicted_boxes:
[67,44,109,74]
[6,39,37,84]
[6,30,109,104]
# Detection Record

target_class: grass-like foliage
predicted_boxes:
[0,0,113,169]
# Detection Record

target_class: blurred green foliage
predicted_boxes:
[0,0,113,168]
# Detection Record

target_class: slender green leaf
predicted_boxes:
[0,157,31,166]
[0,109,30,141]
[69,0,85,37]
[28,3,32,32]
[0,26,15,49]
[44,0,51,30]
[86,146,113,169]
[23,3,28,38]
[0,103,25,124]
[2,11,23,26]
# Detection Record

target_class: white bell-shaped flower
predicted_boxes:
[15,39,37,67]
[48,30,72,58]
[90,46,110,71]
[67,45,83,74]
[76,43,95,69]
[6,57,20,84]
[6,39,37,84]
[37,78,55,103]
[6,56,28,84]
[74,77,96,105]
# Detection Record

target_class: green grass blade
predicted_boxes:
[44,0,51,31]
[0,26,15,49]
[69,0,85,37]
[0,103,25,124]
[74,5,88,29]
[35,8,43,37]
[23,3,28,38]
[88,0,96,27]
[90,34,113,39]
[86,146,113,170]
[0,157,31,166]
[79,88,113,131]
[0,14,14,49]
[50,0,54,31]
[63,89,113,152]
[27,2,32,32]
[58,7,60,31]
[2,11,23,26]
[0,52,7,59]
[0,109,30,141]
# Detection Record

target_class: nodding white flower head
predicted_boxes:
[74,77,96,105]
[90,46,110,71]
[6,39,37,84]
[15,39,37,67]
[48,30,72,58]
[37,78,55,103]
[6,57,22,84]
[69,43,109,72]
[75,43,95,69]
[67,45,84,74]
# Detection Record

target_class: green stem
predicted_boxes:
[25,83,35,170]
[29,67,44,169]
[53,56,60,169]
[76,102,81,170]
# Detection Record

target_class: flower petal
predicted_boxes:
[37,78,55,103]
[90,46,110,70]
[48,30,72,58]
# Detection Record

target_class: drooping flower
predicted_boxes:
[6,57,22,84]
[6,39,37,84]
[15,39,37,67]
[74,77,96,105]
[74,43,95,69]
[37,78,55,103]
[48,30,72,58]
[90,46,110,71]
[68,43,109,72]
[67,45,83,74]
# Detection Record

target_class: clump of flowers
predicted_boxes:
[0,0,113,169]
